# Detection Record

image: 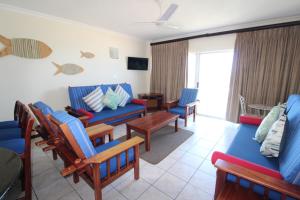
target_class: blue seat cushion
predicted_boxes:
[0,138,25,154]
[34,101,54,115]
[0,120,19,129]
[88,104,144,124]
[178,88,198,107]
[169,107,186,117]
[95,140,134,179]
[0,128,22,140]
[227,124,279,171]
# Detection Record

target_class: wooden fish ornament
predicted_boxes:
[0,35,52,59]
[80,51,95,59]
[52,62,84,75]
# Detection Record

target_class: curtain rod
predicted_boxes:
[150,20,300,46]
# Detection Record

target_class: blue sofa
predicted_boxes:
[67,83,147,126]
[212,94,300,199]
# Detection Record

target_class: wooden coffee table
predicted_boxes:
[126,111,179,151]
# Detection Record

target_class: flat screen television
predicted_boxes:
[127,57,148,70]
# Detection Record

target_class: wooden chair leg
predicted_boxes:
[52,150,58,160]
[214,169,227,200]
[73,173,79,184]
[24,156,32,200]
[184,117,188,127]
[193,107,196,122]
[134,145,140,180]
[93,163,102,200]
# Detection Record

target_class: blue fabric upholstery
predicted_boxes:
[0,120,19,129]
[88,104,144,124]
[95,139,134,178]
[68,85,100,111]
[0,128,22,140]
[286,94,300,113]
[280,97,300,185]
[104,114,140,125]
[0,138,25,154]
[169,107,186,117]
[34,101,54,115]
[227,124,279,170]
[178,88,198,107]
[51,111,96,158]
[69,83,134,111]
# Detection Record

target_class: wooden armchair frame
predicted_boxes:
[49,115,144,200]
[214,160,300,200]
[18,106,34,200]
[166,99,199,127]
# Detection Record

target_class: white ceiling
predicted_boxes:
[1,0,300,41]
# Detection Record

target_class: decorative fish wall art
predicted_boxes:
[80,51,95,59]
[52,62,84,75]
[0,34,52,59]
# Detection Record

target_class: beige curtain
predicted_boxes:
[150,40,188,101]
[226,25,300,122]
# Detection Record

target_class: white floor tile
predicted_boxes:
[140,163,165,184]
[138,187,172,200]
[154,173,187,199]
[168,162,197,181]
[176,184,212,200]
[115,178,150,200]
[178,152,204,169]
[155,157,177,171]
[198,160,217,177]
[189,170,216,195]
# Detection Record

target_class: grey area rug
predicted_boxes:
[118,126,193,164]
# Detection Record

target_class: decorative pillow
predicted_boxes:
[76,109,94,119]
[115,85,130,107]
[102,87,122,110]
[260,114,287,157]
[82,87,105,112]
[253,106,280,143]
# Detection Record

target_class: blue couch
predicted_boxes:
[212,94,300,199]
[67,83,146,126]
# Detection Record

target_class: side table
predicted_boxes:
[138,93,164,111]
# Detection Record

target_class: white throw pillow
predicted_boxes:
[115,85,130,107]
[82,87,105,112]
[260,114,287,157]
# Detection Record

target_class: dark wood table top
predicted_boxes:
[0,148,22,200]
[126,111,179,132]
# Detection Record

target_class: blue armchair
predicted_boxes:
[166,88,199,127]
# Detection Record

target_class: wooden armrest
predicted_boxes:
[65,106,89,127]
[185,100,199,108]
[215,160,300,199]
[86,136,144,164]
[165,100,179,110]
[86,124,113,138]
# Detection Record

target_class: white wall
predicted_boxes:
[0,8,150,120]
[189,34,236,53]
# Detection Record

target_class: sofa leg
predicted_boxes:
[214,169,227,200]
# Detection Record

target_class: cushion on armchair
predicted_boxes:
[178,88,198,107]
[169,107,186,117]
[0,128,22,140]
[34,101,54,115]
[0,138,25,154]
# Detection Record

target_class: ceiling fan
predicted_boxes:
[136,0,180,29]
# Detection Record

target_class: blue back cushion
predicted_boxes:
[34,101,54,115]
[178,88,198,107]
[279,97,300,185]
[52,111,96,158]
[286,94,300,113]
[68,85,100,111]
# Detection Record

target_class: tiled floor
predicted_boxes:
[31,115,238,200]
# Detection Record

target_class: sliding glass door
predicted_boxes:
[188,50,234,119]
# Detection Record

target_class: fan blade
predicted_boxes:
[158,3,178,21]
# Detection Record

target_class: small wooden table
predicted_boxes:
[126,111,179,151]
[86,124,114,146]
[138,93,164,111]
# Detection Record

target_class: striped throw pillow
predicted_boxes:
[82,87,105,112]
[115,85,130,107]
[260,114,287,157]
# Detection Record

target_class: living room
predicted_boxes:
[0,0,300,200]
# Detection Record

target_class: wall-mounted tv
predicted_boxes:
[127,57,148,70]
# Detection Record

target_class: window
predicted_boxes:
[188,50,234,119]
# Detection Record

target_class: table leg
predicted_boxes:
[126,125,131,140]
[109,130,113,141]
[175,118,178,132]
[145,131,150,151]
